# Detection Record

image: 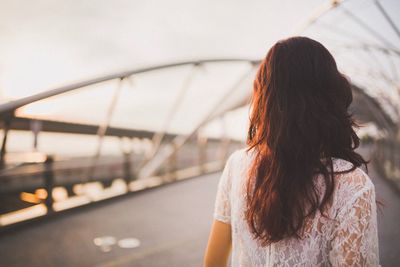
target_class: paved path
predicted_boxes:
[369,162,400,266]
[0,154,399,267]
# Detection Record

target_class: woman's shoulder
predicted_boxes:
[233,147,257,161]
[331,157,374,191]
[330,158,376,214]
[226,147,254,164]
[224,148,256,179]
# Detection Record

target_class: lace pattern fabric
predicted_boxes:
[213,148,379,267]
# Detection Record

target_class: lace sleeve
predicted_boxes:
[329,170,379,266]
[213,152,235,224]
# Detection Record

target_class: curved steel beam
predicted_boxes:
[292,0,347,34]
[374,0,400,41]
[341,6,399,50]
[328,41,400,57]
[136,64,257,179]
[0,58,260,115]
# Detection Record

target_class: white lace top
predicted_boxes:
[213,148,379,267]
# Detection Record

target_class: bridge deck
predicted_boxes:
[0,160,399,267]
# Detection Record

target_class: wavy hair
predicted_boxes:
[245,36,368,245]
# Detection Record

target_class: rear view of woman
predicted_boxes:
[204,36,379,266]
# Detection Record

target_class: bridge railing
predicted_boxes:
[0,138,243,227]
[373,137,400,193]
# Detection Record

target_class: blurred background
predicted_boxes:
[0,0,399,266]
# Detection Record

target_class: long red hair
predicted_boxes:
[245,36,368,245]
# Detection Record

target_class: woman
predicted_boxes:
[204,36,379,267]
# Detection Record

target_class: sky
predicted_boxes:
[0,0,399,156]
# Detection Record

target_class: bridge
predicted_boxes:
[0,146,399,267]
[0,0,399,266]
[0,57,398,266]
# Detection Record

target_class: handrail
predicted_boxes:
[0,58,260,115]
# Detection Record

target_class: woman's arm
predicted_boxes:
[204,151,237,267]
[329,171,379,266]
[204,220,232,267]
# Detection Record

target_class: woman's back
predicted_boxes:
[204,36,379,267]
[213,148,379,266]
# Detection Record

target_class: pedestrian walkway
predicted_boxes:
[0,154,398,267]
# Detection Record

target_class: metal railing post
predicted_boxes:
[123,152,132,184]
[167,144,178,180]
[44,155,54,213]
[197,132,208,174]
[0,114,12,169]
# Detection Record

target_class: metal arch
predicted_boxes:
[136,64,257,180]
[1,0,396,117]
[135,63,200,174]
[374,0,400,41]
[352,84,397,135]
[87,77,126,180]
[313,22,400,56]
[314,20,374,48]
[292,0,348,35]
[0,58,259,115]
[335,45,400,95]
[145,63,199,161]
[346,67,400,104]
[340,6,399,50]
[0,0,397,116]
